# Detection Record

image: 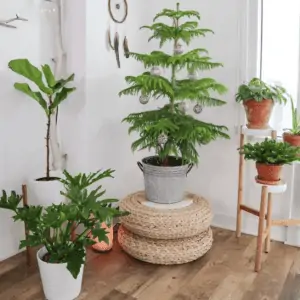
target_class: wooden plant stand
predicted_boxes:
[234,125,300,271]
[21,184,33,267]
[236,125,277,241]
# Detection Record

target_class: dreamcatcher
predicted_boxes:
[106,0,129,68]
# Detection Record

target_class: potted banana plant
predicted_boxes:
[235,78,289,129]
[8,59,76,206]
[0,169,127,300]
[283,97,300,147]
[238,138,300,185]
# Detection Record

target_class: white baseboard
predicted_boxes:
[212,213,298,246]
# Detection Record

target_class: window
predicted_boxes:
[260,0,300,131]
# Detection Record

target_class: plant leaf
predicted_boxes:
[50,87,76,111]
[42,64,56,87]
[8,59,52,94]
[53,74,75,90]
[14,83,49,115]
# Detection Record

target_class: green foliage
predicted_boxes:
[235,77,290,104]
[0,170,128,279]
[119,3,229,165]
[284,97,300,135]
[124,104,229,163]
[238,138,300,165]
[8,59,76,116]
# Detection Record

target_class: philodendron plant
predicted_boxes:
[8,59,76,180]
[0,169,127,279]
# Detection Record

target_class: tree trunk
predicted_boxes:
[46,114,51,178]
[49,0,67,172]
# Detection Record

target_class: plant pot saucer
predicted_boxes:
[255,176,281,186]
[254,177,287,194]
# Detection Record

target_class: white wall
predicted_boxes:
[0,0,296,260]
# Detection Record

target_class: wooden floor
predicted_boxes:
[1,227,300,300]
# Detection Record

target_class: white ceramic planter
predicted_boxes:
[27,171,65,206]
[37,247,84,300]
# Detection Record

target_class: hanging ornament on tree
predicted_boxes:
[193,104,203,114]
[139,94,150,104]
[174,43,184,54]
[158,133,168,146]
[178,101,189,113]
[150,66,161,76]
[188,71,198,80]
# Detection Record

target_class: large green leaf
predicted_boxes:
[42,64,56,88]
[50,87,76,111]
[53,73,75,90]
[14,83,49,115]
[8,59,52,94]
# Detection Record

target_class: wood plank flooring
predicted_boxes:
[0,227,299,300]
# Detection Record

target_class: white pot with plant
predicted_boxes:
[119,3,229,204]
[0,169,127,300]
[8,59,76,206]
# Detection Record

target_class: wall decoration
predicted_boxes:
[0,14,28,29]
[108,0,128,24]
[106,0,129,68]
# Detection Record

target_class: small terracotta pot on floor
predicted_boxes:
[255,163,283,185]
[243,99,274,129]
[283,132,300,147]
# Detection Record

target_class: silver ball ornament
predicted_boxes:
[150,66,161,76]
[174,43,184,54]
[178,101,189,113]
[158,133,168,145]
[193,104,203,114]
[139,94,150,105]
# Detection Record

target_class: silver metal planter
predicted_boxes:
[137,156,193,204]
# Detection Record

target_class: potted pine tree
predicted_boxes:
[239,139,300,185]
[119,3,229,204]
[8,59,76,206]
[235,78,289,129]
[283,97,300,147]
[0,169,126,300]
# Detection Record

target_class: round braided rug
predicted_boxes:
[119,191,212,239]
[118,225,213,265]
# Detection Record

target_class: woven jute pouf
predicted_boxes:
[118,225,213,265]
[119,191,212,239]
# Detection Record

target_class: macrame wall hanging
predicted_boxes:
[107,0,129,68]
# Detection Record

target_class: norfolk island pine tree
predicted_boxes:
[119,3,230,167]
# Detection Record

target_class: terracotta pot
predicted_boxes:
[256,163,283,185]
[283,132,300,147]
[243,99,274,129]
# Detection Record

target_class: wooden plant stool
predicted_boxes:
[236,180,293,272]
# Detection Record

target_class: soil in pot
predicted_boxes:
[283,132,300,147]
[256,163,283,185]
[142,156,185,167]
[243,99,274,129]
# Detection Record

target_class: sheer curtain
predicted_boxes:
[261,0,300,132]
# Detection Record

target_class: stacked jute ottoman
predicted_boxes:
[118,191,213,265]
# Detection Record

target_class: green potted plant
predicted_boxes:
[119,3,229,204]
[0,169,126,300]
[238,138,300,185]
[283,97,300,147]
[235,78,289,129]
[8,59,76,206]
